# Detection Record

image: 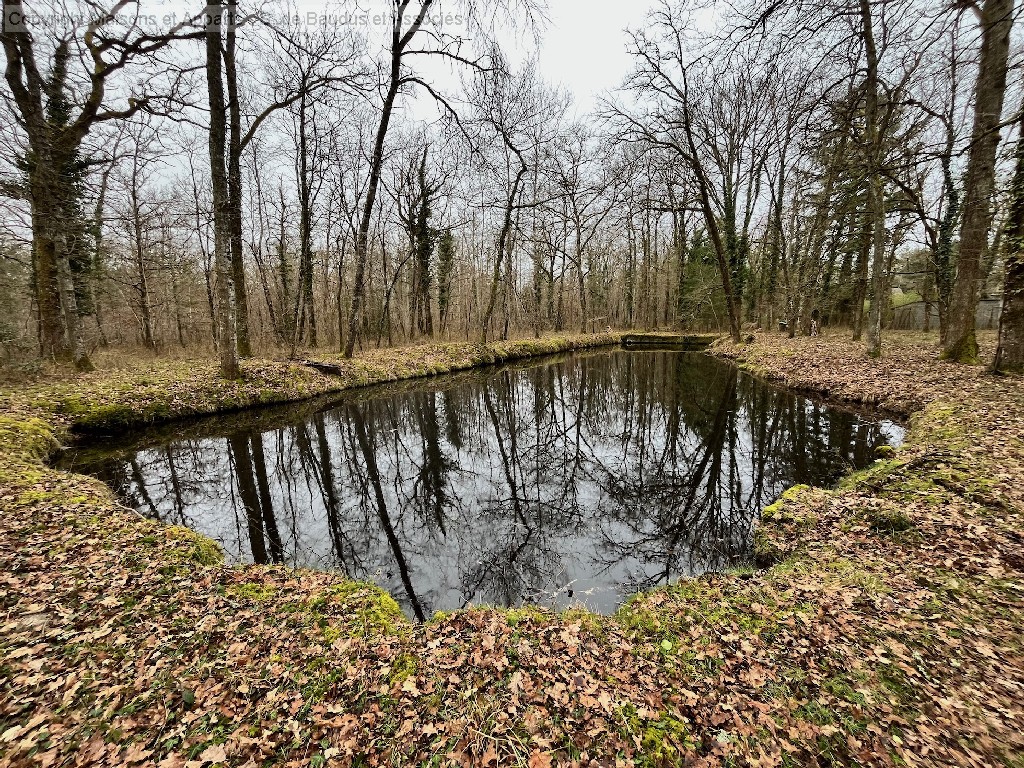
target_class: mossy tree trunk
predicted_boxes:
[206,3,241,379]
[942,0,1014,364]
[995,109,1024,372]
[859,0,886,359]
[29,189,68,362]
[3,0,193,370]
[30,164,92,370]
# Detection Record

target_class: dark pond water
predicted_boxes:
[60,349,904,617]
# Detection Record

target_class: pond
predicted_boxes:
[60,349,905,618]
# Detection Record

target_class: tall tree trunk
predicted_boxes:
[296,93,317,350]
[344,82,397,357]
[678,93,741,342]
[336,237,347,352]
[995,109,1024,372]
[276,186,292,344]
[206,3,241,379]
[225,18,251,357]
[482,162,528,342]
[995,245,1024,372]
[414,147,435,337]
[531,241,544,338]
[343,10,416,359]
[865,173,887,357]
[92,156,113,348]
[170,267,187,347]
[29,193,67,361]
[943,0,1014,363]
[935,131,960,343]
[53,225,92,370]
[130,163,155,350]
[29,163,91,369]
[860,0,887,358]
[852,213,870,340]
[625,217,637,327]
[576,232,587,333]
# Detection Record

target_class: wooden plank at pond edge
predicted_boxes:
[621,333,718,351]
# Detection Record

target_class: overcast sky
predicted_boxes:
[280,0,659,115]
[5,0,661,133]
[532,0,654,111]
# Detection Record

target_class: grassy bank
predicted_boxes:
[1,333,621,434]
[1,331,1022,767]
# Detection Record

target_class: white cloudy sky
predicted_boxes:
[531,0,655,110]
[277,0,659,113]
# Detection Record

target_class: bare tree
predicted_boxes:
[342,0,542,357]
[231,12,366,355]
[614,12,779,342]
[467,56,568,341]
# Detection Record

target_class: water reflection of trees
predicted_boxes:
[83,352,896,616]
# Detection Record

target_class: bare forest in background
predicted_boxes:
[2,0,1024,373]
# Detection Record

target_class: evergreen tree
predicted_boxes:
[436,230,456,333]
[413,150,436,336]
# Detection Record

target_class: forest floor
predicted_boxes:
[1,330,1023,767]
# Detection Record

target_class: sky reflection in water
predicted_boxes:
[63,350,905,617]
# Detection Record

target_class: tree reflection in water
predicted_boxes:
[70,351,904,616]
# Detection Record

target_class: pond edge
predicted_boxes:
[1,330,935,629]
